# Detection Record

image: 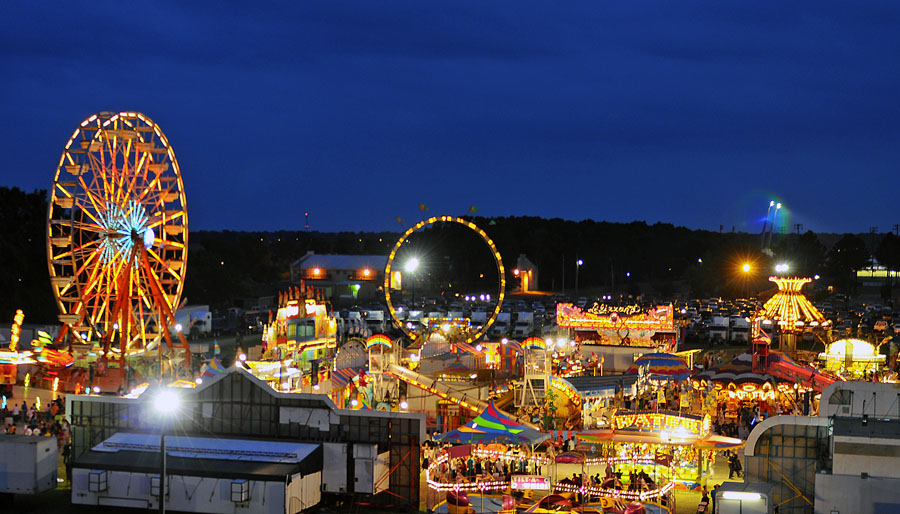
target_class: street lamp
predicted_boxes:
[575,259,583,298]
[742,263,752,298]
[152,387,182,514]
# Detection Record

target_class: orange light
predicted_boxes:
[363,268,371,277]
[313,267,321,276]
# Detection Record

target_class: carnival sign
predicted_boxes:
[510,475,550,490]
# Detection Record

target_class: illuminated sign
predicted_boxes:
[557,303,674,332]
[612,412,708,437]
[9,309,24,352]
[304,299,317,316]
[510,475,549,490]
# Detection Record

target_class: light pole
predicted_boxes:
[575,259,583,298]
[152,387,181,514]
[760,201,774,250]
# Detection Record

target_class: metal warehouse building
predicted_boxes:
[67,367,425,512]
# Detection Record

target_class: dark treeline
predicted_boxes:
[2,187,899,323]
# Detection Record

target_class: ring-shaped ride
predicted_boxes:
[383,216,505,344]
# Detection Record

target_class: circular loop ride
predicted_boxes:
[47,112,189,358]
[383,216,505,344]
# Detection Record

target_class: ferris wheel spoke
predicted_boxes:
[135,174,162,204]
[145,247,183,281]
[86,149,114,202]
[145,211,185,230]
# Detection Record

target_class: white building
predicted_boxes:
[72,433,321,513]
[741,381,900,514]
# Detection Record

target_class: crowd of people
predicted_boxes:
[1,395,74,483]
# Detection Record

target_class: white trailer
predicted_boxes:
[0,435,58,494]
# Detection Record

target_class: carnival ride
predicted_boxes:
[384,216,506,345]
[817,338,887,379]
[46,112,190,389]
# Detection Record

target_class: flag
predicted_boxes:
[418,203,428,211]
[395,216,403,224]
[468,205,478,213]
[489,219,497,225]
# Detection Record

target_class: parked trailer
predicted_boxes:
[0,435,58,494]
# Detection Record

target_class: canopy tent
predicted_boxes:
[435,401,549,445]
[626,353,691,381]
[693,352,782,385]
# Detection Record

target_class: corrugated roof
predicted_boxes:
[93,432,319,464]
[74,451,310,481]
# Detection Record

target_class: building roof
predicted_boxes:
[75,432,322,480]
[564,374,638,398]
[295,253,387,271]
[74,450,310,481]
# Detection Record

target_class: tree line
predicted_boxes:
[1,187,897,323]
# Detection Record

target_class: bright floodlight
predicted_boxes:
[722,492,762,501]
[175,323,183,332]
[577,259,583,266]
[153,388,181,415]
[776,202,782,209]
[405,257,420,273]
[400,401,409,410]
[769,200,775,207]
[775,263,789,273]
[742,263,751,273]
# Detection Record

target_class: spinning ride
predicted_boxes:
[384,216,505,344]
[47,112,189,363]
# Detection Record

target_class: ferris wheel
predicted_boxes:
[47,111,190,360]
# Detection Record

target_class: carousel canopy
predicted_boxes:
[692,352,779,385]
[435,401,549,445]
[626,353,691,381]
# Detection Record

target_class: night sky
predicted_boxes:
[2,2,899,234]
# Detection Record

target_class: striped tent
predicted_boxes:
[626,353,691,381]
[200,358,225,378]
[331,367,363,389]
[692,352,779,385]
[435,401,549,445]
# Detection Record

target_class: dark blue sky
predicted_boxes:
[2,1,899,234]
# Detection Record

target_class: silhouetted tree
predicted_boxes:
[825,234,869,294]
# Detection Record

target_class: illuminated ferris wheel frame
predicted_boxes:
[47,111,190,361]
[383,216,506,344]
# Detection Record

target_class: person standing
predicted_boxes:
[711,483,719,514]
